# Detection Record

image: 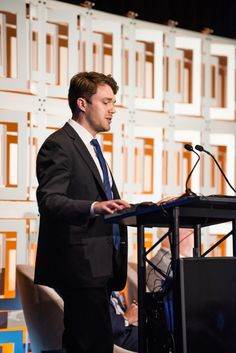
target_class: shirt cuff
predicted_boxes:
[123,315,129,327]
[90,201,98,216]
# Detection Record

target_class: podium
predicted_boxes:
[105,195,236,353]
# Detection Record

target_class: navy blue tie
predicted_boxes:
[91,139,112,200]
[91,139,120,249]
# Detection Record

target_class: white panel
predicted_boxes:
[210,56,219,107]
[209,222,233,256]
[0,201,38,218]
[0,92,39,112]
[210,44,235,120]
[133,126,163,203]
[93,33,104,72]
[174,130,201,194]
[164,48,184,103]
[135,42,146,97]
[80,13,93,71]
[133,139,144,193]
[46,8,79,97]
[0,111,28,200]
[92,19,122,105]
[0,0,27,91]
[0,219,27,264]
[0,14,6,76]
[210,133,235,195]
[0,124,6,186]
[175,36,201,116]
[45,23,58,85]
[174,142,184,195]
[135,29,164,111]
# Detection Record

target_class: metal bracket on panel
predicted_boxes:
[204,119,211,132]
[168,115,175,128]
[80,1,95,8]
[37,98,46,113]
[126,11,139,19]
[167,19,178,33]
[29,218,40,244]
[128,110,136,124]
[201,27,214,41]
[125,11,138,26]
[80,1,95,15]
[163,99,171,112]
[37,0,47,5]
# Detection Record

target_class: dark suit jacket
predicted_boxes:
[34,122,127,290]
[110,298,138,352]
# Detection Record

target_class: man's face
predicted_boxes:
[82,84,116,136]
[179,228,194,257]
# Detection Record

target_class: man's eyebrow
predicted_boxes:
[103,97,116,103]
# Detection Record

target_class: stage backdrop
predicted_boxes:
[0,0,235,351]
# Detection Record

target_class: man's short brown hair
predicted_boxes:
[68,71,119,114]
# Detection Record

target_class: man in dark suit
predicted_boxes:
[146,228,193,292]
[34,71,130,353]
[110,292,138,352]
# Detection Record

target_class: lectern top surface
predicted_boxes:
[105,194,236,227]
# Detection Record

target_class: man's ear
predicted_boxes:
[76,97,87,112]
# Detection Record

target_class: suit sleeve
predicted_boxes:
[36,138,92,224]
[109,301,126,338]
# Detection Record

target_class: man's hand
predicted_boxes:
[124,303,138,325]
[156,195,178,206]
[94,199,131,215]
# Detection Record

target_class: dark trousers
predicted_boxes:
[114,325,138,352]
[59,287,113,353]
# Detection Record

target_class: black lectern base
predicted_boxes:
[145,292,170,353]
[145,257,236,353]
[178,257,236,353]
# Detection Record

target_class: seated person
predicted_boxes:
[110,291,138,352]
[146,228,193,292]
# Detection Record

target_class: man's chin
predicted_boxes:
[102,126,111,132]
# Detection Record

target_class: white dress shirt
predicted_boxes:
[68,118,104,180]
[68,119,113,214]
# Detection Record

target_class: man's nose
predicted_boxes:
[110,104,116,114]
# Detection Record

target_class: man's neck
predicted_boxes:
[72,116,96,138]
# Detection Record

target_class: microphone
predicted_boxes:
[195,144,236,194]
[183,144,200,196]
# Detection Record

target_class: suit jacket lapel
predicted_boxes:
[63,123,108,198]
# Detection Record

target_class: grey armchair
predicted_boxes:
[16,264,135,353]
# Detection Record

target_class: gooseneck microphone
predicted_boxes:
[183,143,200,196]
[195,144,236,194]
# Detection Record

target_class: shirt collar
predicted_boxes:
[68,118,95,146]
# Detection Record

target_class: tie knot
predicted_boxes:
[90,139,100,149]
